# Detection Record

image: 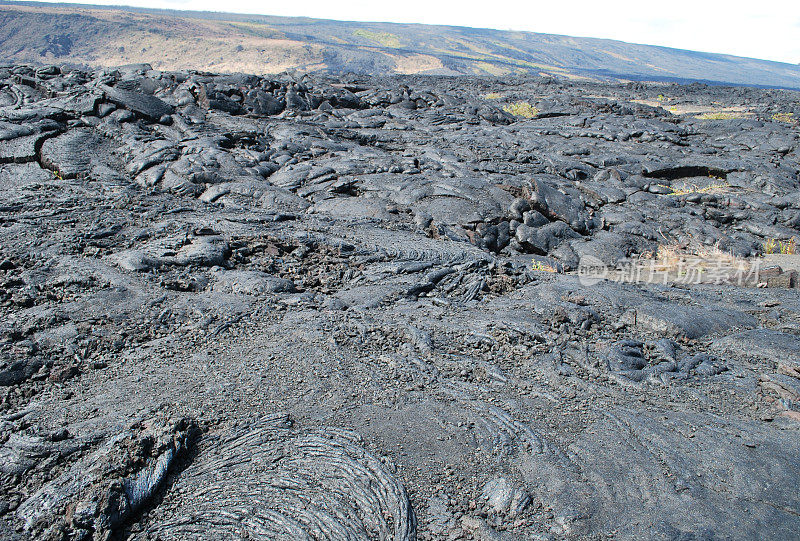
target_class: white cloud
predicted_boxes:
[49,0,800,63]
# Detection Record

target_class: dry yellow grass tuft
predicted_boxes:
[530,260,558,273]
[772,112,797,124]
[484,92,503,100]
[764,238,797,255]
[695,112,744,120]
[662,181,732,197]
[503,101,539,119]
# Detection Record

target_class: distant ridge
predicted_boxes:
[2,0,800,89]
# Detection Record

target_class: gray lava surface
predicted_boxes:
[1,63,799,540]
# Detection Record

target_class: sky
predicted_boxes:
[49,0,800,64]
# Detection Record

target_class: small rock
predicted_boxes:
[175,238,230,267]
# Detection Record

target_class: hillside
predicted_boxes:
[2,1,800,88]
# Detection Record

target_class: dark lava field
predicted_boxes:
[1,63,800,540]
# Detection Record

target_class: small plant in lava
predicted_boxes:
[503,101,539,119]
[764,238,797,255]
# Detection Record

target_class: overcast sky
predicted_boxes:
[52,0,800,64]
